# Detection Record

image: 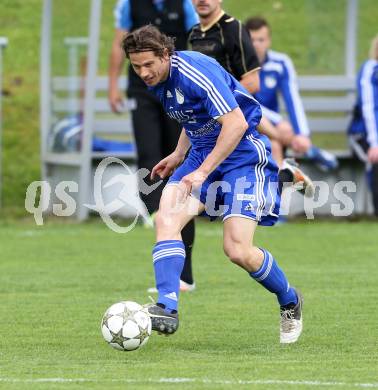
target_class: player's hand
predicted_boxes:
[108,87,124,113]
[151,152,185,180]
[368,146,378,163]
[178,170,208,203]
[291,135,311,154]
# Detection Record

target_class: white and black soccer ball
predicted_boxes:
[101,301,152,351]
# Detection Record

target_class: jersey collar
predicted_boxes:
[262,50,272,64]
[199,10,225,32]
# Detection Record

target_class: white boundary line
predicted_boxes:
[0,378,377,387]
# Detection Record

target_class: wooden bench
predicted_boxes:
[299,75,355,137]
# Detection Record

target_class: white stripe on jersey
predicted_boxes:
[268,50,310,136]
[234,89,260,104]
[349,136,368,163]
[361,60,378,147]
[172,55,231,112]
[171,60,226,115]
[172,55,231,114]
[261,105,283,124]
[263,62,284,74]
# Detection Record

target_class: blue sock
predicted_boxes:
[250,248,298,307]
[152,240,185,312]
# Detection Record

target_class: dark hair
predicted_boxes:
[122,25,175,58]
[244,17,270,33]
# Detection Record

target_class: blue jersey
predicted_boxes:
[348,59,378,147]
[255,50,310,136]
[150,51,280,225]
[114,0,198,32]
[150,51,263,156]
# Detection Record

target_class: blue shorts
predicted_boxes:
[168,133,280,226]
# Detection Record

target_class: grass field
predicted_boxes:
[0,219,377,389]
[1,3,378,388]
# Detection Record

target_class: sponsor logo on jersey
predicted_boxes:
[265,76,277,89]
[186,118,218,137]
[166,90,173,98]
[175,88,185,104]
[167,109,196,124]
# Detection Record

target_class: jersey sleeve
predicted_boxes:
[279,55,310,136]
[225,20,260,80]
[114,0,131,30]
[173,55,239,119]
[261,105,283,125]
[361,62,378,147]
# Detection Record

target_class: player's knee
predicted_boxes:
[277,121,294,145]
[223,241,247,267]
[155,210,180,236]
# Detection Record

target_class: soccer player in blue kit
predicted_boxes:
[348,34,378,216]
[245,17,338,173]
[122,25,303,343]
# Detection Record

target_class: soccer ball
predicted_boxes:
[101,301,152,351]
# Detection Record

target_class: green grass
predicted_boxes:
[1,0,378,214]
[0,219,377,389]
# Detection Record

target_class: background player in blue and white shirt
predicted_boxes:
[245,17,338,173]
[122,25,304,344]
[348,35,378,216]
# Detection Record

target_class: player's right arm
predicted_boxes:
[198,108,248,175]
[179,108,248,199]
[108,28,128,113]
